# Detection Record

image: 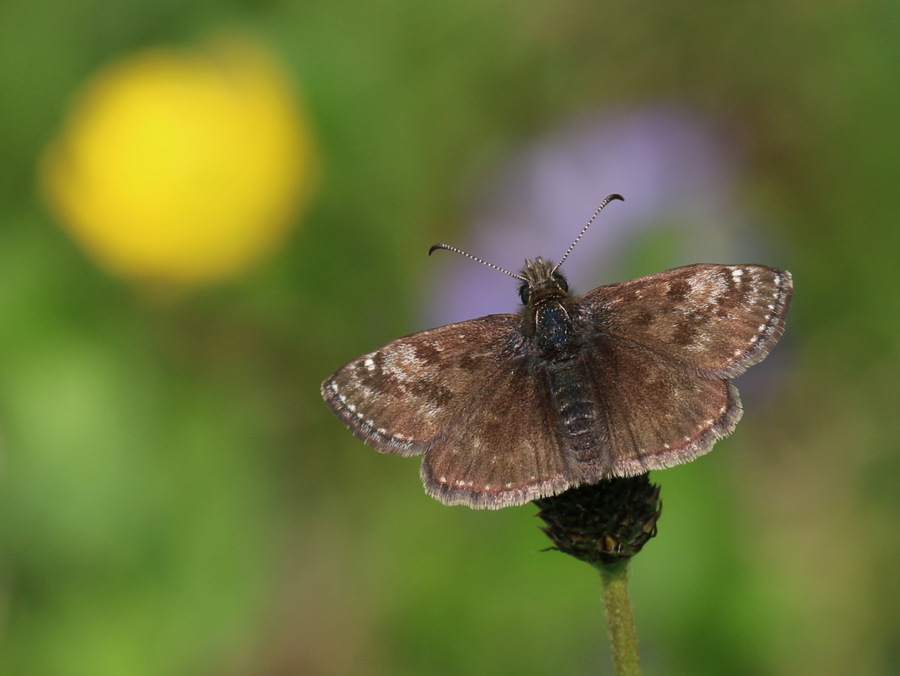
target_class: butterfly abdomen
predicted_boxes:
[529,296,611,468]
[545,357,609,464]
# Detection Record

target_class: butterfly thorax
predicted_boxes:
[518,258,583,360]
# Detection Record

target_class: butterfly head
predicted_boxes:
[518,257,570,305]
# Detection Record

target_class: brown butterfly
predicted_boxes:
[322,195,793,509]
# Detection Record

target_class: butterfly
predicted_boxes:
[321,195,793,509]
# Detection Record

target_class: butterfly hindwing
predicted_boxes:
[578,333,742,479]
[421,352,581,508]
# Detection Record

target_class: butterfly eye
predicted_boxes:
[518,283,532,304]
[549,270,569,294]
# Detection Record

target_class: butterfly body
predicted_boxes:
[323,255,792,509]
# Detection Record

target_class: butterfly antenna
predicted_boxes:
[428,243,526,281]
[551,193,625,274]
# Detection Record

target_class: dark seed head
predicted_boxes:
[534,474,661,567]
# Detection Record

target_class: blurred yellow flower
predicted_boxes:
[42,37,316,287]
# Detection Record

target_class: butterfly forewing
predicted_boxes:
[322,314,520,456]
[582,264,792,378]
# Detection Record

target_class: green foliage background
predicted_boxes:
[2,1,899,674]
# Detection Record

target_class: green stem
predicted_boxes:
[597,561,641,676]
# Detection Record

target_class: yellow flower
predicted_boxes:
[42,37,316,287]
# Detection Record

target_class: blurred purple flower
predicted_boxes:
[423,105,790,397]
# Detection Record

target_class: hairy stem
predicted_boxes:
[597,561,641,676]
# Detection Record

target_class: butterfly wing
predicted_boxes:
[572,263,791,476]
[323,314,582,509]
[420,354,581,509]
[582,264,792,377]
[322,314,521,457]
[576,333,742,479]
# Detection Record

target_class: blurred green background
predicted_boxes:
[2,1,899,675]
